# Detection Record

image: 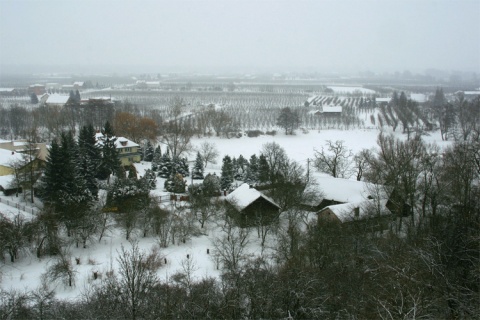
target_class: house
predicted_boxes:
[225,183,281,227]
[45,94,71,107]
[0,149,24,176]
[0,140,49,161]
[308,105,343,117]
[317,199,392,231]
[0,148,44,196]
[0,88,18,96]
[303,176,385,211]
[96,134,141,166]
[73,82,84,90]
[28,84,46,95]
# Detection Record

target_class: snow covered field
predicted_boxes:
[327,86,376,94]
[0,128,451,301]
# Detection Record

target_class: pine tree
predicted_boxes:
[141,169,157,190]
[144,141,154,162]
[245,154,259,184]
[30,93,39,104]
[220,155,234,191]
[234,154,248,180]
[78,125,101,199]
[99,122,121,181]
[203,173,221,196]
[40,138,63,205]
[158,149,172,178]
[164,173,186,193]
[151,145,162,171]
[258,154,270,184]
[172,156,189,177]
[192,152,204,179]
[75,90,81,103]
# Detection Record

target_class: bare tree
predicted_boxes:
[161,97,194,157]
[106,241,162,320]
[197,141,219,169]
[313,140,353,178]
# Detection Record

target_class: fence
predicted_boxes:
[0,197,39,215]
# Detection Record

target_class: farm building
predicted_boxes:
[317,199,392,231]
[225,183,280,227]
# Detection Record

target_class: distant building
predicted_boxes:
[45,94,71,107]
[0,88,18,96]
[28,84,46,95]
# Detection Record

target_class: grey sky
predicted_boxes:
[1,0,479,74]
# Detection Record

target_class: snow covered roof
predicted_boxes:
[323,105,342,113]
[73,81,84,86]
[95,134,139,148]
[376,97,391,103]
[0,149,23,167]
[305,175,386,206]
[410,93,427,103]
[0,88,15,92]
[46,94,70,104]
[226,183,280,212]
[115,137,139,148]
[0,174,13,187]
[319,199,390,222]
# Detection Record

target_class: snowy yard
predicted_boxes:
[0,128,452,301]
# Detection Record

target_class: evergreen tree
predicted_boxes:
[220,155,234,191]
[158,149,172,178]
[30,93,39,104]
[144,141,154,162]
[151,145,162,171]
[40,139,63,205]
[258,154,270,184]
[141,169,157,190]
[245,154,259,184]
[98,122,121,181]
[164,173,187,193]
[202,173,221,196]
[234,154,248,180]
[75,90,81,103]
[192,152,205,179]
[78,124,101,199]
[172,156,190,177]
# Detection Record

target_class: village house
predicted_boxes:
[44,94,71,107]
[317,199,392,231]
[28,84,46,95]
[0,140,49,161]
[225,183,281,227]
[0,88,18,96]
[303,176,385,211]
[96,133,141,166]
[0,148,44,195]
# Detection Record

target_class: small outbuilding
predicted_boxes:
[225,183,281,227]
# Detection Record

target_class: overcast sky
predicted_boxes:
[1,0,479,74]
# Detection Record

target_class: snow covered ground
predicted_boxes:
[0,128,452,301]
[327,86,376,94]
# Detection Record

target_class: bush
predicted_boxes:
[266,130,277,136]
[246,130,264,137]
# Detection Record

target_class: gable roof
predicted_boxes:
[95,133,139,148]
[226,183,280,212]
[46,94,70,105]
[0,149,23,168]
[319,199,390,223]
[304,175,387,207]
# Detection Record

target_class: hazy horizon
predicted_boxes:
[1,0,479,75]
